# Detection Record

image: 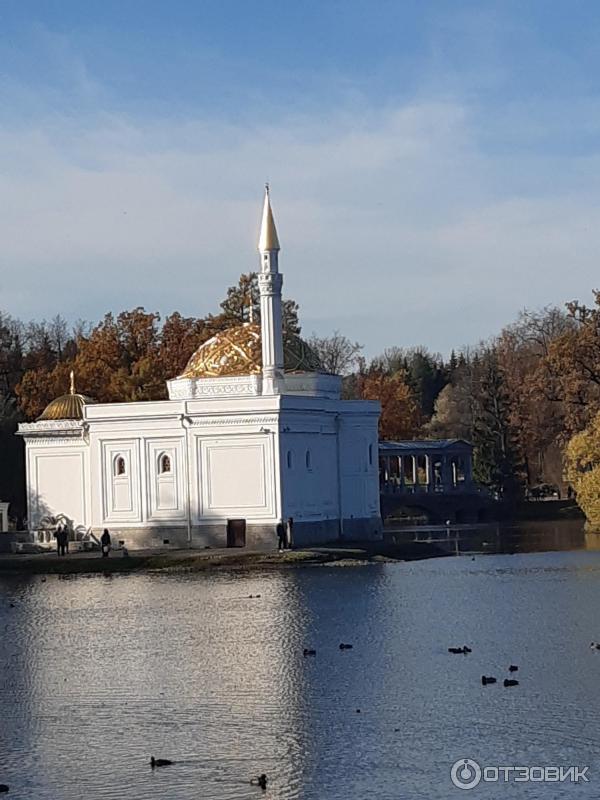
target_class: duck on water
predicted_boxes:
[251,774,268,790]
[150,757,174,768]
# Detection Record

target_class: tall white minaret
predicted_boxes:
[258,184,284,395]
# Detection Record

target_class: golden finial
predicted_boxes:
[69,370,75,396]
[258,184,280,251]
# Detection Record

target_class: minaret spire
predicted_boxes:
[258,185,284,395]
[258,183,280,252]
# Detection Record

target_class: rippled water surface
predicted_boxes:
[3,547,600,799]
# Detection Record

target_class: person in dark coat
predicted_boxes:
[55,524,68,556]
[60,526,69,556]
[100,528,111,558]
[276,521,286,551]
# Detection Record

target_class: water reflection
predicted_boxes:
[1,572,311,800]
[389,518,589,556]
[2,538,600,799]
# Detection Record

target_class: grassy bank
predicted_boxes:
[0,541,444,577]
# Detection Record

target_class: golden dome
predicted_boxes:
[38,371,95,421]
[180,323,321,379]
[38,393,95,421]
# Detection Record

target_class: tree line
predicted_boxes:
[1,276,599,524]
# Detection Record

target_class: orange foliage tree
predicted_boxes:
[358,370,421,440]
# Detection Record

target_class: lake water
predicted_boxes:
[2,526,600,799]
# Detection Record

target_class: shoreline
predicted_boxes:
[0,541,444,577]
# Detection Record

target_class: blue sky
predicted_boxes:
[1,1,600,356]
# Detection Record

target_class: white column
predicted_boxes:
[258,187,284,396]
[259,268,284,394]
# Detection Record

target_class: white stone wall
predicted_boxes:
[26,442,90,528]
[279,423,339,525]
[19,392,381,545]
[338,406,382,535]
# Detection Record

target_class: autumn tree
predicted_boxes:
[16,309,166,418]
[428,347,523,495]
[427,373,475,442]
[538,293,600,435]
[471,348,523,496]
[565,411,600,528]
[358,370,421,440]
[497,307,570,485]
[156,312,214,380]
[371,346,447,418]
[218,272,300,335]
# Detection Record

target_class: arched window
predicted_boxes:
[286,450,293,469]
[115,456,126,477]
[160,454,171,474]
[305,450,312,470]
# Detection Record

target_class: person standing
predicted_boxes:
[56,525,68,557]
[100,528,111,558]
[276,521,285,551]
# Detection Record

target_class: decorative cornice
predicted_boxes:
[258,272,283,293]
[167,374,262,400]
[18,419,85,439]
[23,437,86,446]
[187,415,279,428]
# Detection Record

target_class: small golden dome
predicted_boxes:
[180,323,321,379]
[38,393,95,421]
[38,372,95,421]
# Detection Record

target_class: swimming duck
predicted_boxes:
[250,774,267,790]
[509,664,519,672]
[503,679,519,687]
[339,643,353,650]
[590,642,600,650]
[150,757,173,768]
[481,676,497,685]
[0,785,8,793]
[303,648,316,657]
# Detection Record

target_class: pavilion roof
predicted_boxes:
[379,438,473,452]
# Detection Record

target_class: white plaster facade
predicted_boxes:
[19,381,381,548]
[17,189,382,549]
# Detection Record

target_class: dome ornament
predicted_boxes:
[37,373,95,421]
[179,323,321,379]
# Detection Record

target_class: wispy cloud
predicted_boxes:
[1,20,599,355]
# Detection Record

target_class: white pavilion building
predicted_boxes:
[18,189,382,549]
